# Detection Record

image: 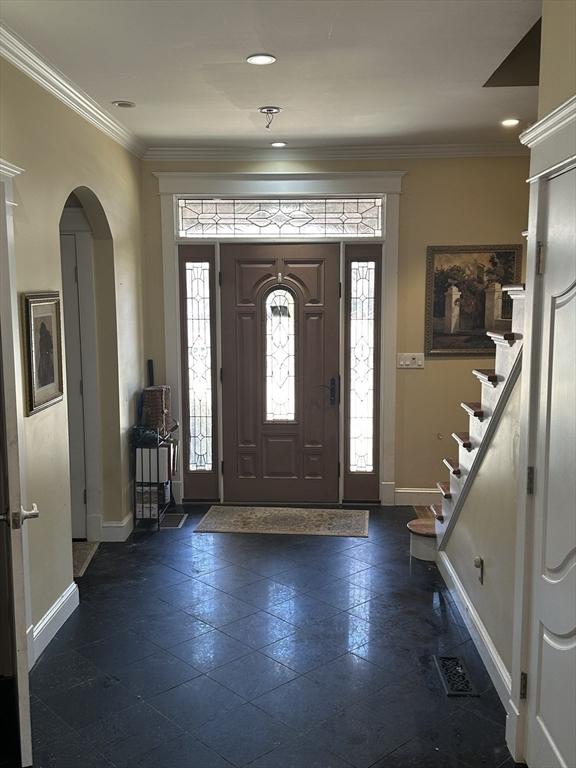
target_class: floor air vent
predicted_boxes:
[433,656,478,697]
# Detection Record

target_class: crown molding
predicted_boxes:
[520,94,576,148]
[0,158,25,178]
[0,25,145,158]
[144,143,528,162]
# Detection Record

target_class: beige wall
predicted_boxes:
[445,379,521,673]
[0,61,144,624]
[142,155,529,489]
[538,0,576,118]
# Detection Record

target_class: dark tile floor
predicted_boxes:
[31,505,517,768]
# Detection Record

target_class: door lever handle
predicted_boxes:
[12,503,40,529]
[329,377,337,406]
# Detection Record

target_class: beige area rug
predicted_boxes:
[195,505,369,538]
[72,541,99,578]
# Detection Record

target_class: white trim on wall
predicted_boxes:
[29,582,79,666]
[437,552,513,701]
[156,172,403,504]
[520,95,576,179]
[144,144,528,162]
[0,24,145,157]
[99,512,134,542]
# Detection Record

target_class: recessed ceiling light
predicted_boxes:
[112,100,136,108]
[247,53,276,65]
[501,118,520,127]
[271,142,287,148]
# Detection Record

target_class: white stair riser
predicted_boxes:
[480,381,503,411]
[469,417,485,444]
[458,444,477,472]
[495,341,520,379]
[510,296,525,335]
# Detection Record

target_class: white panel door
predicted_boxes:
[1,178,33,766]
[526,167,576,768]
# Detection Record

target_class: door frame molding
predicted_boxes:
[506,96,576,762]
[60,207,103,541]
[0,158,33,765]
[156,172,404,504]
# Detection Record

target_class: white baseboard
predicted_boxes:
[30,582,79,666]
[436,552,513,706]
[380,481,395,505]
[394,487,440,506]
[101,511,133,542]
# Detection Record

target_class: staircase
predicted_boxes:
[434,284,525,546]
[407,285,525,555]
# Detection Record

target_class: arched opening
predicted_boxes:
[59,188,120,552]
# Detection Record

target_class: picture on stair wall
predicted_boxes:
[424,244,522,356]
[22,291,64,415]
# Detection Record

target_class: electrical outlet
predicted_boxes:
[397,353,424,369]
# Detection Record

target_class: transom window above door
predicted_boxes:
[177,198,382,238]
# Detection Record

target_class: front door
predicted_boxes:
[221,243,340,503]
[525,167,576,768]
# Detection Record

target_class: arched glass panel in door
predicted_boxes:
[265,288,296,421]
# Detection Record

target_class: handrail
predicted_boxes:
[438,347,523,550]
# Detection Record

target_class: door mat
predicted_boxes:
[72,541,99,578]
[161,512,188,529]
[195,505,369,537]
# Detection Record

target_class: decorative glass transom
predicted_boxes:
[265,289,296,421]
[349,261,376,472]
[185,262,213,471]
[178,198,382,238]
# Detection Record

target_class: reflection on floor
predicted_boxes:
[31,505,518,768]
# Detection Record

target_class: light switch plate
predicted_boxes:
[397,352,424,369]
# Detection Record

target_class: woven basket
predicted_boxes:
[141,386,171,435]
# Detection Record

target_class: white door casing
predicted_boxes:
[0,161,33,766]
[60,207,102,542]
[155,172,403,505]
[525,166,576,768]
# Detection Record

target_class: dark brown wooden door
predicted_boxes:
[221,243,340,503]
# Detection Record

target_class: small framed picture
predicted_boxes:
[22,292,63,415]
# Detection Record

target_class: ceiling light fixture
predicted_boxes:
[247,53,276,65]
[259,105,282,130]
[111,100,136,108]
[271,142,287,148]
[501,118,520,127]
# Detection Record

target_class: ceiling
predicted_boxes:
[1,0,541,151]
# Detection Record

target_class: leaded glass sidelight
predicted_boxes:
[349,261,376,472]
[185,262,213,470]
[265,289,296,421]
